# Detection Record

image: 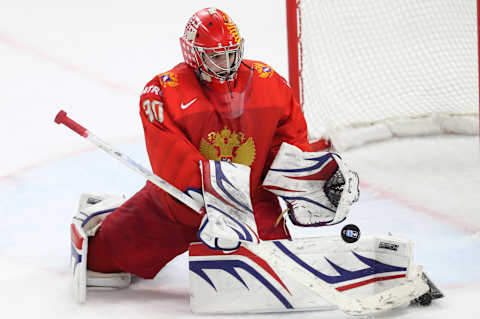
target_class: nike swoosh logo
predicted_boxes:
[180,98,198,110]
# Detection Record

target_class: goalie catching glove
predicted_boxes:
[263,142,359,227]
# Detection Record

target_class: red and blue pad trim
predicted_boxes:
[190,242,407,309]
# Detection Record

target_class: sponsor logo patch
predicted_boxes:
[180,97,198,110]
[379,242,399,251]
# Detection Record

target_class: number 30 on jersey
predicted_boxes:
[142,99,163,123]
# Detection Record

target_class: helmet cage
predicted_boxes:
[193,39,244,81]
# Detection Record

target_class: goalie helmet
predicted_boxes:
[180,8,244,82]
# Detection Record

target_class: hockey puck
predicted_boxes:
[341,224,360,243]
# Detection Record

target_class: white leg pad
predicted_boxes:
[70,193,131,303]
[71,220,88,303]
[189,235,429,315]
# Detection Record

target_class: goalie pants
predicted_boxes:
[87,181,289,279]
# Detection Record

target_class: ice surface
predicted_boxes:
[0,1,479,318]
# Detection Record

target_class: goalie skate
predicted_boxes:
[412,272,445,306]
[71,193,131,303]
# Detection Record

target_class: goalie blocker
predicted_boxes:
[189,235,443,315]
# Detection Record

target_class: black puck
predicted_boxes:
[341,224,360,243]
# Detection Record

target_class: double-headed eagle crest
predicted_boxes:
[199,126,256,166]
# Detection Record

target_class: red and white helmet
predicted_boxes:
[180,8,244,82]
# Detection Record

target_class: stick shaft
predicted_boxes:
[54,110,203,213]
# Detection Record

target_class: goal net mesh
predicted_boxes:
[294,0,479,150]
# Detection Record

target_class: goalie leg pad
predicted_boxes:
[71,220,88,303]
[189,235,429,315]
[71,193,131,303]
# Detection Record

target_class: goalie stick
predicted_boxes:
[54,110,429,316]
[54,110,203,213]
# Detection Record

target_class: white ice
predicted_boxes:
[1,1,479,318]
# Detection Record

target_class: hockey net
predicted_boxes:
[287,0,480,151]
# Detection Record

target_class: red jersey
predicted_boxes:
[139,60,311,232]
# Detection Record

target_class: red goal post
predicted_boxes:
[286,0,480,151]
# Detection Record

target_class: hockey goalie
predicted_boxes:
[67,7,442,317]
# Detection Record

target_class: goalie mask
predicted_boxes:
[180,8,244,82]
